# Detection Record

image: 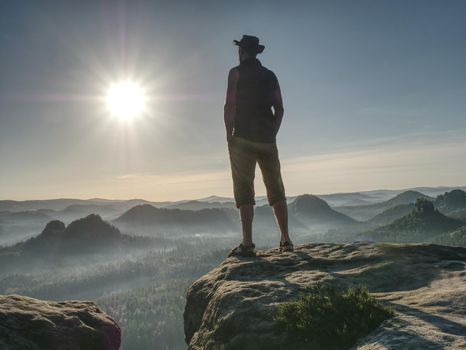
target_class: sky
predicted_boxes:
[1,0,466,201]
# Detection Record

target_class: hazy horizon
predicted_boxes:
[2,0,466,200]
[2,184,466,202]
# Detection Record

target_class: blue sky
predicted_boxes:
[1,0,465,200]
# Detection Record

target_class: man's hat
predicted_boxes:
[233,35,265,54]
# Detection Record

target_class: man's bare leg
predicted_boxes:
[273,200,291,243]
[239,204,254,245]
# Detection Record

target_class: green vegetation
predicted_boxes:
[361,198,463,243]
[335,190,432,222]
[275,284,394,349]
[0,241,229,350]
[432,225,466,247]
[368,203,414,226]
[435,189,466,214]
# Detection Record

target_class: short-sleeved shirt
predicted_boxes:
[233,58,279,143]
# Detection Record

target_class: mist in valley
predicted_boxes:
[1,187,466,349]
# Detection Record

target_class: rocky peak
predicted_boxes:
[40,220,66,238]
[414,198,435,215]
[435,189,466,211]
[184,242,466,349]
[290,194,331,213]
[0,294,121,349]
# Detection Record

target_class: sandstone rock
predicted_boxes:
[0,294,120,350]
[184,242,466,350]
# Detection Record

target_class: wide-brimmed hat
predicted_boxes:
[233,35,265,54]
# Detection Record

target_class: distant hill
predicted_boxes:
[0,214,167,273]
[335,190,434,221]
[359,199,463,243]
[0,210,53,223]
[0,199,155,213]
[289,194,358,227]
[53,203,125,223]
[164,200,236,211]
[316,192,379,207]
[113,204,238,233]
[432,225,466,247]
[195,195,234,203]
[367,203,414,227]
[1,214,155,261]
[0,199,92,212]
[435,189,466,214]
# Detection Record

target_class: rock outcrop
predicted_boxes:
[184,242,466,349]
[0,294,121,350]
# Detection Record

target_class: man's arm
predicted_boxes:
[224,68,238,142]
[272,80,284,135]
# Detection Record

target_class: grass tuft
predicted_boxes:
[275,284,394,349]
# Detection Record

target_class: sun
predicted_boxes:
[105,80,147,119]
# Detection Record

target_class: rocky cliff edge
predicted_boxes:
[184,242,466,350]
[0,294,120,350]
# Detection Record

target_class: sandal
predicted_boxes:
[279,240,294,252]
[228,243,256,257]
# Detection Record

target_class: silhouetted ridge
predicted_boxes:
[289,194,357,225]
[385,190,433,207]
[335,190,434,221]
[114,204,237,229]
[290,194,331,212]
[435,189,466,213]
[40,220,66,239]
[368,204,414,226]
[65,214,121,241]
[361,198,463,242]
[20,214,127,256]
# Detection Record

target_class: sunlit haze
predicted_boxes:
[1,0,466,200]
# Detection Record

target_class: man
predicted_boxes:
[224,34,293,257]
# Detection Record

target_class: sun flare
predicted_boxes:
[105,80,147,119]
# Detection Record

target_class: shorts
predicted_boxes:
[228,135,286,208]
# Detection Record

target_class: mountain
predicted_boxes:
[435,189,466,214]
[368,189,466,226]
[384,190,434,207]
[289,194,358,227]
[317,192,380,207]
[164,200,236,211]
[335,190,434,221]
[195,195,234,203]
[0,199,100,212]
[21,214,126,254]
[432,225,466,247]
[113,204,238,233]
[0,215,155,265]
[0,210,53,223]
[0,198,157,213]
[184,242,466,349]
[367,203,414,227]
[54,203,122,222]
[360,199,464,243]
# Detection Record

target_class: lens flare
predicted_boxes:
[105,80,147,119]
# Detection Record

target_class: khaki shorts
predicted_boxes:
[228,136,286,208]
